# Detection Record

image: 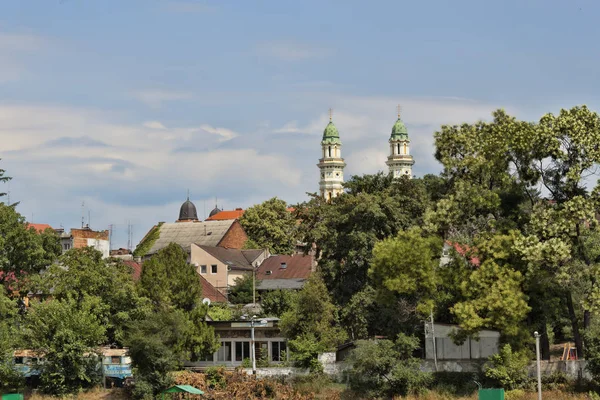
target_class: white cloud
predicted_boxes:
[256,40,328,61]
[0,32,49,83]
[131,90,194,108]
[143,121,167,130]
[198,124,238,142]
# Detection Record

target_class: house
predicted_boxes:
[190,245,269,294]
[26,223,53,233]
[55,225,110,258]
[440,241,480,267]
[136,198,249,259]
[184,318,287,369]
[199,275,228,303]
[425,323,499,360]
[255,254,314,292]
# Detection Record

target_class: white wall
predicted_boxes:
[86,238,109,258]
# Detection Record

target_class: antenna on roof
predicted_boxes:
[108,224,113,251]
[187,189,190,201]
[329,108,333,122]
[81,201,85,228]
[127,220,132,251]
[397,104,402,119]
[204,200,206,220]
[88,210,91,228]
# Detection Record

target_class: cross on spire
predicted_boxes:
[187,189,190,200]
[329,108,333,122]
[397,104,402,119]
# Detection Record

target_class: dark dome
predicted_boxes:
[178,199,198,221]
[208,206,222,217]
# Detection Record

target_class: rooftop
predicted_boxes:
[196,245,265,271]
[256,254,313,280]
[146,220,237,255]
[200,275,228,302]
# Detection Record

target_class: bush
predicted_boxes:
[346,334,432,398]
[484,344,531,390]
[205,366,227,389]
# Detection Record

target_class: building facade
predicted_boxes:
[55,226,110,258]
[317,117,346,201]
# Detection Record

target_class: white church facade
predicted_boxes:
[317,109,415,200]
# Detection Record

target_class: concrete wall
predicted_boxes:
[425,324,500,360]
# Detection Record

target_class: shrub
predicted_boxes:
[484,344,531,390]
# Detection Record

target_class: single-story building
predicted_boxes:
[425,323,499,360]
[184,318,287,369]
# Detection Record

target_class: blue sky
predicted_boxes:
[1,0,599,248]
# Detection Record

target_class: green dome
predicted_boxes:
[322,121,342,145]
[390,118,409,141]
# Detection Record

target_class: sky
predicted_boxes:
[1,0,599,248]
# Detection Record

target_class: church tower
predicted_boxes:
[318,111,346,201]
[386,107,414,178]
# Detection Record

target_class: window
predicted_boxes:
[14,357,24,364]
[266,270,272,275]
[235,341,251,362]
[211,265,218,274]
[328,146,331,157]
[204,352,214,362]
[200,265,207,274]
[217,341,232,362]
[280,262,287,269]
[111,356,120,364]
[271,341,287,362]
[397,143,400,154]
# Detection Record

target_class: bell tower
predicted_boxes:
[318,110,346,201]
[386,106,414,178]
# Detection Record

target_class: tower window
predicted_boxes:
[404,143,407,154]
[328,146,331,157]
[397,143,400,155]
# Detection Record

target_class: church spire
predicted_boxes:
[318,110,346,201]
[386,107,414,179]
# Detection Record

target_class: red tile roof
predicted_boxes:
[206,207,295,221]
[206,209,245,221]
[200,275,228,302]
[27,223,53,233]
[123,260,142,281]
[256,254,313,280]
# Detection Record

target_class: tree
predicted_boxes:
[295,175,430,307]
[138,243,202,312]
[0,203,61,285]
[21,297,106,395]
[239,197,296,255]
[261,289,296,318]
[228,274,257,305]
[483,344,531,390]
[370,228,443,316]
[0,286,23,392]
[346,334,431,398]
[0,159,11,199]
[31,247,149,345]
[280,274,346,371]
[125,308,218,399]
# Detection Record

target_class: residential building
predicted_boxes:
[200,275,228,303]
[190,245,269,294]
[110,248,133,260]
[26,223,53,233]
[54,225,110,258]
[184,318,287,369]
[317,113,346,201]
[255,254,314,292]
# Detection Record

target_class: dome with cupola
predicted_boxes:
[390,118,409,141]
[178,197,198,221]
[322,121,342,145]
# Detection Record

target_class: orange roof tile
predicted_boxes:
[200,275,228,302]
[206,209,245,221]
[27,223,53,233]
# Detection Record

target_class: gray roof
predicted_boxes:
[198,246,264,271]
[256,278,306,291]
[147,220,235,255]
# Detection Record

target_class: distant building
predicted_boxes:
[190,245,269,294]
[256,254,314,292]
[55,225,110,258]
[26,223,53,233]
[199,275,228,303]
[136,198,249,259]
[206,207,245,221]
[425,323,499,360]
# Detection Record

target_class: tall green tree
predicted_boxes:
[295,175,430,306]
[228,274,257,305]
[0,159,11,199]
[31,247,149,345]
[21,297,106,395]
[0,286,22,392]
[239,197,296,255]
[0,203,61,285]
[138,243,202,312]
[280,274,346,371]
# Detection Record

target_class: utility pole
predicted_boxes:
[108,224,113,251]
[430,312,438,372]
[535,331,542,400]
